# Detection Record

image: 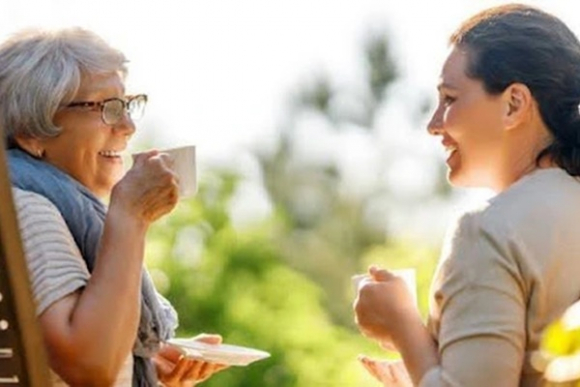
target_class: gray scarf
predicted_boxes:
[8,148,178,386]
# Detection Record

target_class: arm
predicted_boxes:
[354,267,438,385]
[355,213,526,387]
[418,215,526,387]
[36,151,179,385]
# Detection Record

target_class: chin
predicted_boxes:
[447,169,484,189]
[447,169,466,187]
[449,169,501,192]
[93,179,120,199]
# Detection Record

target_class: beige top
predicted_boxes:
[13,188,133,386]
[420,168,580,387]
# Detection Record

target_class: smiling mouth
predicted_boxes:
[98,150,123,158]
[444,144,457,158]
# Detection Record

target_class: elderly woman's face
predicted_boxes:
[427,47,507,190]
[43,72,135,198]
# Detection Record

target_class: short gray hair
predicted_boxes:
[0,27,128,147]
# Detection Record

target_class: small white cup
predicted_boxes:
[352,268,417,306]
[161,145,197,199]
[351,274,369,293]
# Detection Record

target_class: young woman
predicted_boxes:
[354,4,580,386]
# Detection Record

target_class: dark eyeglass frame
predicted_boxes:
[63,94,148,125]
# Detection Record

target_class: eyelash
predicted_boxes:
[441,95,456,106]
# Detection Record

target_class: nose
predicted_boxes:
[113,113,136,137]
[427,106,443,136]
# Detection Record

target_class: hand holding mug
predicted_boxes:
[111,149,179,224]
[353,266,419,346]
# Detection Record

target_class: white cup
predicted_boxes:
[352,268,417,306]
[351,274,369,293]
[161,145,197,199]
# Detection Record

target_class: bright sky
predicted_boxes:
[3,0,578,154]
[2,0,579,238]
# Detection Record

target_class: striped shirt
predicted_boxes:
[12,188,133,386]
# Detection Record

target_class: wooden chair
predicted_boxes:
[0,142,50,385]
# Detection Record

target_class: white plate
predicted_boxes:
[166,338,271,366]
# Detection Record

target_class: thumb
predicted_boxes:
[131,149,159,166]
[159,343,184,362]
[152,354,174,375]
[369,266,393,282]
[193,333,222,345]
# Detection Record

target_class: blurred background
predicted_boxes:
[2,1,579,385]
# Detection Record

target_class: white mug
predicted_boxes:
[161,145,197,199]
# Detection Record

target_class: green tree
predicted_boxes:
[144,27,448,387]
[254,31,445,328]
[146,170,387,386]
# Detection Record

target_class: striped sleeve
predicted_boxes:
[12,188,90,316]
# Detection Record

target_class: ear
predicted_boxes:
[12,134,44,158]
[502,83,533,130]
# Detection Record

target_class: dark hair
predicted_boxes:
[451,4,580,175]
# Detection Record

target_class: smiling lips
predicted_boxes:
[442,140,458,159]
[98,149,123,158]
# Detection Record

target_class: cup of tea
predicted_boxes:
[161,145,197,199]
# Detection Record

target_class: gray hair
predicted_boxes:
[0,27,128,147]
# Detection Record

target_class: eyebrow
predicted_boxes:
[437,82,457,91]
[76,86,126,100]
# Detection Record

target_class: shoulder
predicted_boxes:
[13,186,49,202]
[11,188,75,242]
[12,187,61,214]
[12,188,90,315]
[458,169,580,236]
[439,168,580,280]
[12,187,71,235]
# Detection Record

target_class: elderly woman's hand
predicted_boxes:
[353,266,419,347]
[110,150,180,224]
[154,334,229,387]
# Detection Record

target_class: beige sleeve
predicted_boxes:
[12,189,90,316]
[420,212,526,387]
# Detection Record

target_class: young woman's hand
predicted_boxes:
[353,266,419,347]
[154,334,228,387]
[359,356,413,387]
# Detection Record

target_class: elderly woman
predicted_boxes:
[354,4,580,387]
[1,28,225,386]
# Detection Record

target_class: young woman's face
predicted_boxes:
[427,47,507,190]
[42,72,135,198]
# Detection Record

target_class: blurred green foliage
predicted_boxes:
[145,30,443,386]
[144,27,580,387]
[253,29,447,331]
[146,169,439,386]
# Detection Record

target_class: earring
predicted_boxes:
[36,149,44,158]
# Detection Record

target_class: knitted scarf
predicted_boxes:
[8,148,178,386]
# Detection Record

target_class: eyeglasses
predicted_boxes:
[63,94,148,125]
